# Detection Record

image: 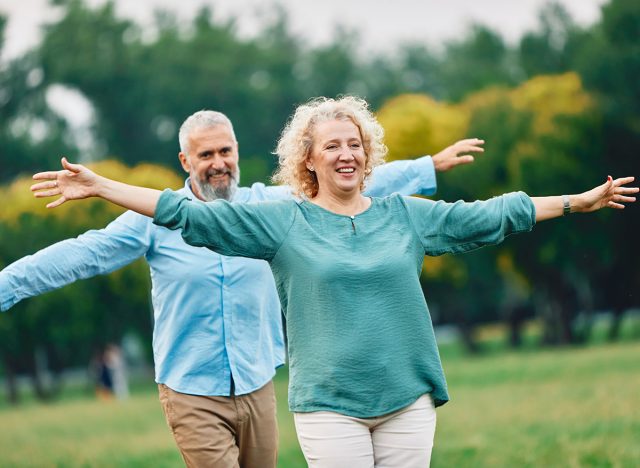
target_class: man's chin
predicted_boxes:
[197,181,237,202]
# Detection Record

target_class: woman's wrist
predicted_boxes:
[569,194,585,213]
[94,174,115,199]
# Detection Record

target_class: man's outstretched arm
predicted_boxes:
[365,138,484,197]
[0,210,152,312]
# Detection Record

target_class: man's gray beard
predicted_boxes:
[194,168,240,201]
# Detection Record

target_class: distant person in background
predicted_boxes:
[29,96,637,467]
[0,108,480,467]
[104,343,129,400]
[90,347,114,400]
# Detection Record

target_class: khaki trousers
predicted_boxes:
[158,381,278,468]
[294,394,436,468]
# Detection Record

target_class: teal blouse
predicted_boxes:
[155,191,536,417]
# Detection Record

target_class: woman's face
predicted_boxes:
[307,119,366,199]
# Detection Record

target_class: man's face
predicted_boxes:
[179,125,240,201]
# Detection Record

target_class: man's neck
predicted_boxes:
[188,179,206,202]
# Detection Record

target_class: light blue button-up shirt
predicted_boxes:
[0,157,437,396]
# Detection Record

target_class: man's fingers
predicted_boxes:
[454,144,484,154]
[466,145,484,153]
[453,155,475,166]
[457,138,485,146]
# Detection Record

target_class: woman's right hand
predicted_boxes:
[31,157,101,208]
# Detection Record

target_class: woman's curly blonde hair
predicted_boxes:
[273,96,387,198]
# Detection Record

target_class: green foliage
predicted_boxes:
[0,21,73,183]
[438,25,518,102]
[0,162,182,393]
[518,2,584,78]
[377,73,613,343]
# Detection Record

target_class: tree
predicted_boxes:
[438,25,518,102]
[0,161,181,403]
[518,2,583,78]
[572,0,640,339]
[0,15,73,183]
[377,73,606,348]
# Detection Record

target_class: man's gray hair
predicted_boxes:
[178,110,237,154]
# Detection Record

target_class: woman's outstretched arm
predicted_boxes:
[532,176,637,221]
[31,158,161,217]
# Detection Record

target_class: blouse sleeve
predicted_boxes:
[153,189,296,261]
[401,192,536,256]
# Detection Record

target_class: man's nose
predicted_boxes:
[210,154,226,169]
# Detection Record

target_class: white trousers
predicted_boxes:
[294,394,437,468]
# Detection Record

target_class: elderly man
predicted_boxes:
[0,110,483,467]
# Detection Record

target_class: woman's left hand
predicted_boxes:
[574,176,638,213]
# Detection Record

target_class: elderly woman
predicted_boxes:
[33,96,636,467]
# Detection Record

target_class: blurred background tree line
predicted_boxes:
[0,0,637,403]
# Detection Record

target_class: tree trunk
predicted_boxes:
[506,304,529,348]
[1,356,20,405]
[608,308,624,341]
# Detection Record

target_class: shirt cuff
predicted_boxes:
[153,189,189,229]
[0,273,14,312]
[510,192,537,231]
[412,156,437,196]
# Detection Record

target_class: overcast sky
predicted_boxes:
[1,0,607,61]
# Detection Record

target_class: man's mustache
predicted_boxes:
[206,169,232,178]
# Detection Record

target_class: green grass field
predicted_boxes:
[0,340,638,467]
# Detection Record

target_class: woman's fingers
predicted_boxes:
[46,197,67,209]
[32,170,62,181]
[61,157,83,173]
[607,201,625,209]
[30,180,58,192]
[616,186,639,195]
[33,189,60,198]
[613,176,635,187]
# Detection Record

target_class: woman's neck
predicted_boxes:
[310,191,371,216]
